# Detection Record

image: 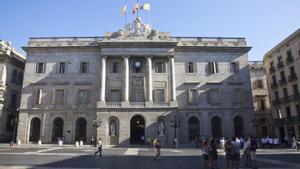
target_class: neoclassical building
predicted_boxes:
[0,40,25,142]
[17,18,255,145]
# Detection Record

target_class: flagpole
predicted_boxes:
[124,0,127,26]
[136,0,139,19]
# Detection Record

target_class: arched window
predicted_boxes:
[29,117,41,142]
[234,116,245,137]
[75,118,87,142]
[52,117,64,142]
[211,116,223,138]
[188,117,200,141]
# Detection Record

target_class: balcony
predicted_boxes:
[278,78,287,86]
[272,99,280,106]
[271,82,278,89]
[102,102,177,108]
[288,74,297,82]
[269,66,276,74]
[277,61,284,69]
[286,56,294,65]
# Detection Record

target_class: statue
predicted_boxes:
[110,121,116,136]
[158,120,165,137]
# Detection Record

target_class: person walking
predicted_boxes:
[202,139,210,169]
[292,136,298,150]
[232,137,241,169]
[154,138,161,160]
[209,139,218,169]
[250,137,258,169]
[94,138,102,158]
[224,138,233,169]
[243,137,251,167]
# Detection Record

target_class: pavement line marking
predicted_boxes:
[23,147,62,154]
[124,148,139,156]
[0,149,11,151]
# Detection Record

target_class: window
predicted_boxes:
[296,104,300,117]
[290,66,296,76]
[77,89,89,105]
[230,62,239,73]
[208,89,221,104]
[154,89,165,102]
[280,71,286,80]
[278,56,283,62]
[54,89,65,105]
[287,50,292,58]
[186,62,196,73]
[233,88,244,104]
[110,62,119,73]
[35,89,42,105]
[274,91,279,100]
[80,62,89,73]
[109,89,121,102]
[188,89,197,105]
[208,62,219,74]
[18,72,23,85]
[286,106,291,118]
[154,62,166,73]
[293,84,299,96]
[272,75,277,83]
[258,99,266,111]
[36,63,45,74]
[10,93,17,108]
[11,70,18,83]
[283,88,288,98]
[253,80,263,89]
[131,89,145,102]
[58,62,66,74]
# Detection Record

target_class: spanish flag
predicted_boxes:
[140,3,150,11]
[133,3,139,14]
[121,4,127,16]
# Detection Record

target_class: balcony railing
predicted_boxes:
[278,78,287,86]
[277,61,284,69]
[269,66,276,74]
[106,102,122,108]
[271,82,278,89]
[288,74,297,82]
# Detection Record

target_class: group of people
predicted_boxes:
[201,137,258,169]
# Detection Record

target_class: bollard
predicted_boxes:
[58,140,63,146]
[38,140,42,145]
[75,141,79,147]
[80,140,83,146]
[17,140,21,145]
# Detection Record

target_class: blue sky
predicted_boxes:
[1,0,300,60]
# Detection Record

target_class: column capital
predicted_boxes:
[168,55,175,59]
[101,55,107,59]
[122,55,130,59]
[146,55,153,59]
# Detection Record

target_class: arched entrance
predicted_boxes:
[130,115,145,144]
[75,118,87,142]
[188,117,200,141]
[234,116,245,137]
[52,117,64,142]
[29,117,41,142]
[211,116,222,138]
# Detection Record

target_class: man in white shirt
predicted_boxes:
[94,138,102,158]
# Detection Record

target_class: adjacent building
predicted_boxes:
[17,18,255,145]
[249,61,274,137]
[263,28,300,142]
[0,40,25,142]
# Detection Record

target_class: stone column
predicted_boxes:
[100,56,107,102]
[169,56,177,103]
[146,56,153,102]
[123,56,130,103]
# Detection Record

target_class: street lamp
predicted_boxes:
[169,115,180,148]
[92,119,102,128]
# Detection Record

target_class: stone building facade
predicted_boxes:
[0,40,25,142]
[17,19,255,145]
[263,28,300,142]
[249,61,274,137]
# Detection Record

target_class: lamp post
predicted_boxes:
[169,115,180,148]
[11,107,19,146]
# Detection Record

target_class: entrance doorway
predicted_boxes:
[130,115,145,144]
[75,118,87,142]
[29,117,41,142]
[52,117,64,142]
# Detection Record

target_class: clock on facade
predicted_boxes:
[134,60,142,68]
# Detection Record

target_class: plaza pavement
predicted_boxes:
[0,144,299,169]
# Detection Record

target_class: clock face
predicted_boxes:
[134,61,141,68]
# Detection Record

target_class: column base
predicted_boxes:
[97,101,106,108]
[121,101,130,107]
[145,101,153,107]
[169,100,178,107]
